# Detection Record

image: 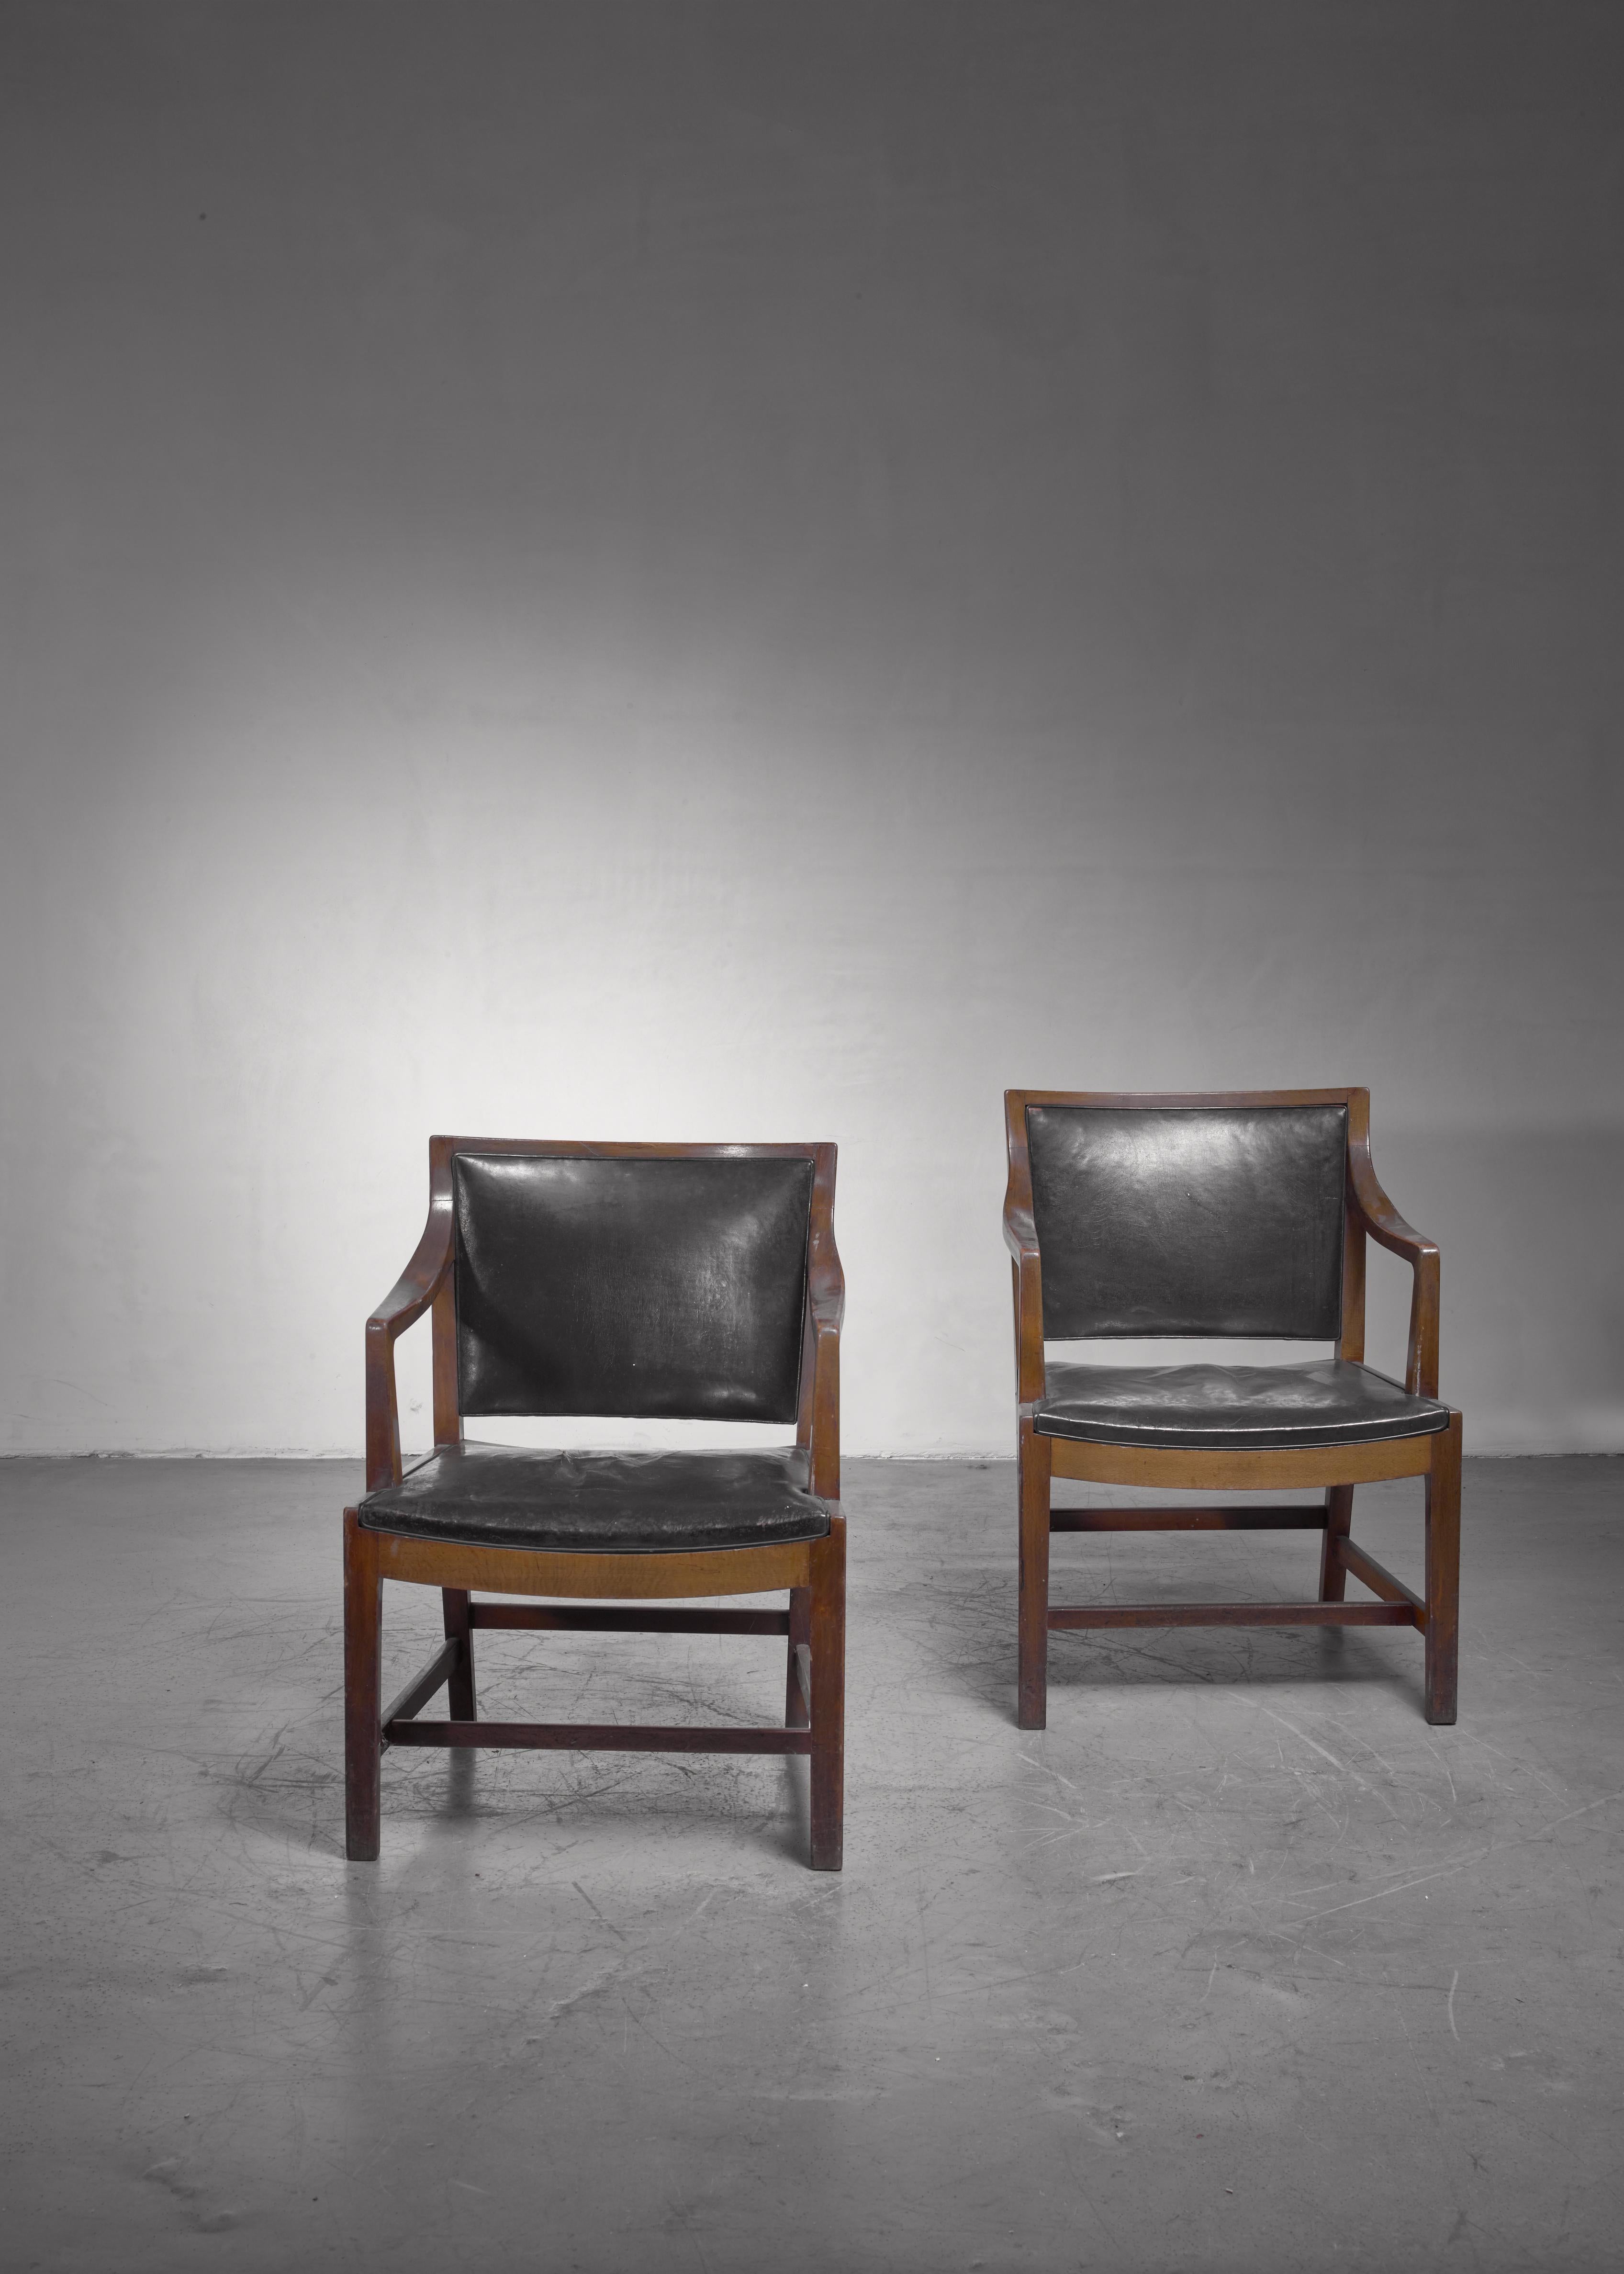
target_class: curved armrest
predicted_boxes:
[1004,1205,1045,1405]
[367,1209,454,1342]
[808,1227,845,1331]
[1348,1150,1432,1263]
[1003,1205,1039,1261]
[805,1229,844,1499]
[1347,1138,1441,1398]
[365,1202,454,1490]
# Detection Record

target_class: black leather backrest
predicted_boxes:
[1026,1104,1347,1338]
[453,1153,814,1420]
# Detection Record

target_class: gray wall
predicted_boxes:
[3,2,1621,1456]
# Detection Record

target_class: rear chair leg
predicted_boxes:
[1425,1412,1462,1726]
[808,1521,845,1870]
[1320,1484,1354,1601]
[343,1511,382,1861]
[443,1588,477,1721]
[786,1586,811,1730]
[1018,1419,1052,1730]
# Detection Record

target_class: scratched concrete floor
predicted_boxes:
[2,1456,1620,2272]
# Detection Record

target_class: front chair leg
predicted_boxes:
[786,1586,811,1730]
[1425,1412,1463,1725]
[1320,1484,1354,1601]
[1017,1418,1052,1730]
[808,1521,845,1870]
[442,1587,477,1721]
[343,1511,383,1861]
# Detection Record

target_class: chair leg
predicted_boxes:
[343,1511,383,1861]
[1017,1419,1052,1730]
[1319,1484,1354,1600]
[442,1588,477,1721]
[786,1586,811,1729]
[1425,1412,1462,1726]
[808,1520,845,1871]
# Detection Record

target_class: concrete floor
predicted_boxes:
[3,1455,1620,2272]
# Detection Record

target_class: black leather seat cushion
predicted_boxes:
[1035,1359,1450,1450]
[358,1442,832,1554]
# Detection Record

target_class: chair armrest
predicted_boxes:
[1347,1140,1441,1398]
[806,1228,843,1499]
[1347,1149,1431,1262]
[808,1231,845,1332]
[368,1223,453,1340]
[1004,1205,1045,1405]
[365,1203,454,1491]
[1003,1205,1039,1261]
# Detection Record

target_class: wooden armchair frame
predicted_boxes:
[1004,1089,1461,1729]
[344,1137,846,1869]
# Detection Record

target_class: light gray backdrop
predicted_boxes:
[3,2,1620,1456]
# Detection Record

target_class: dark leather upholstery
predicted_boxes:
[453,1153,813,1420]
[1036,1358,1449,1450]
[358,1441,832,1554]
[1027,1104,1348,1339]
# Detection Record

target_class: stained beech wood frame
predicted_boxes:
[1004,1089,1461,1731]
[346,1138,845,1869]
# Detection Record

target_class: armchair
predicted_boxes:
[1004,1090,1461,1728]
[344,1138,845,1868]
